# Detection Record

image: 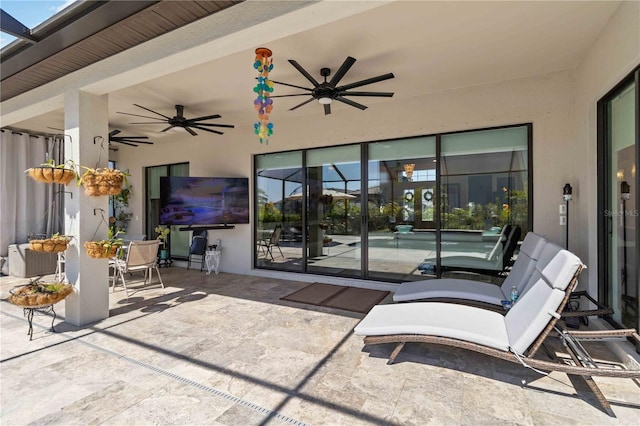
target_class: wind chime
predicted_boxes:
[253,47,274,144]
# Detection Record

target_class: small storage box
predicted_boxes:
[8,243,57,278]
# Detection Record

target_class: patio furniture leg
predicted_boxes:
[388,342,406,364]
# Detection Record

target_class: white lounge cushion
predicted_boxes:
[393,232,548,304]
[393,278,505,305]
[540,248,583,290]
[505,278,566,354]
[500,232,547,294]
[354,302,510,351]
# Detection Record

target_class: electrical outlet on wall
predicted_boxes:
[560,215,567,226]
[559,204,566,215]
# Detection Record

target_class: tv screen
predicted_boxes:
[160,177,249,225]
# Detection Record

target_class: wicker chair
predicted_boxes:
[111,240,164,296]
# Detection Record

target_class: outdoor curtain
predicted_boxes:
[0,129,64,257]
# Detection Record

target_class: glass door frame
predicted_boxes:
[597,64,640,332]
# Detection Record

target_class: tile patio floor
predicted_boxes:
[1,268,639,425]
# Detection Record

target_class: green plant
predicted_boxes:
[155,225,170,244]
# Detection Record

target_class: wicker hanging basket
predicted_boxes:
[84,241,121,258]
[26,167,77,185]
[29,235,72,253]
[81,168,124,196]
[9,283,74,307]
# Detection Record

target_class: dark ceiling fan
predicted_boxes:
[270,56,394,115]
[109,129,153,147]
[117,104,234,136]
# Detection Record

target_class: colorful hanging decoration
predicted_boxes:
[253,47,274,144]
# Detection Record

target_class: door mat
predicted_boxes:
[281,283,389,314]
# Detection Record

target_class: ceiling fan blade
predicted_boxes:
[109,129,121,137]
[271,93,312,98]
[338,91,394,97]
[117,111,166,120]
[190,125,223,135]
[186,114,221,122]
[112,140,139,147]
[335,96,368,110]
[129,121,168,124]
[329,56,356,87]
[184,126,198,136]
[324,103,331,115]
[270,79,312,91]
[161,125,174,132]
[191,123,235,128]
[289,97,315,111]
[288,60,320,87]
[117,139,154,145]
[336,73,395,92]
[134,104,171,119]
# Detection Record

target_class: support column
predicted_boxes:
[64,90,110,326]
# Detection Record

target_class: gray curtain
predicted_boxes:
[0,130,64,256]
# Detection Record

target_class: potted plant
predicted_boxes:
[78,166,129,197]
[84,228,124,259]
[155,225,170,260]
[9,281,74,307]
[25,159,77,185]
[29,233,73,253]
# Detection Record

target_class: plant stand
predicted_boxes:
[158,255,173,268]
[22,304,57,341]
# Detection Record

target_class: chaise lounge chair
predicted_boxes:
[354,247,640,415]
[417,225,521,277]
[394,231,548,306]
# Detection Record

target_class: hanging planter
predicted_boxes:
[85,211,124,259]
[84,240,123,259]
[79,167,127,197]
[9,282,74,307]
[29,234,73,253]
[25,160,77,185]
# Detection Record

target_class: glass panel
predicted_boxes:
[306,145,361,277]
[367,137,437,282]
[255,151,303,271]
[438,127,528,277]
[607,81,637,328]
[146,163,189,259]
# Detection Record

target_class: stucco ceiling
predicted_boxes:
[7,1,621,139]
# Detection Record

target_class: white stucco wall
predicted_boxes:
[115,69,577,279]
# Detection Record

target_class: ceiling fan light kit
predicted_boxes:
[270,56,394,115]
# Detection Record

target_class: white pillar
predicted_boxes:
[64,90,110,326]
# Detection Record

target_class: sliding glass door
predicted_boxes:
[599,66,639,332]
[439,127,529,276]
[254,124,532,283]
[146,162,189,258]
[367,137,436,281]
[255,151,303,271]
[306,145,361,277]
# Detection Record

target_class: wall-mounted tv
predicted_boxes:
[160,177,249,225]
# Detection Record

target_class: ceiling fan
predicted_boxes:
[109,129,154,147]
[117,104,234,136]
[270,56,394,115]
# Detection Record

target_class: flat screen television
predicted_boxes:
[159,176,249,225]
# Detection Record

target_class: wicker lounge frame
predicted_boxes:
[357,263,640,416]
